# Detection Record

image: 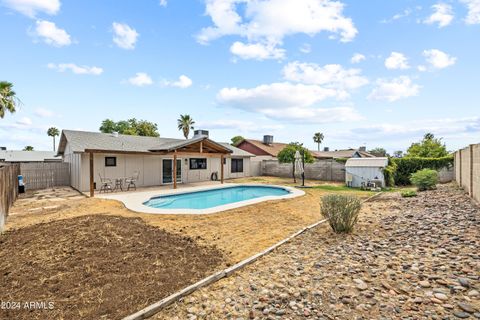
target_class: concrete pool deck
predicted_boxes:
[97,183,305,214]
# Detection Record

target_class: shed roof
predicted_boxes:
[345,157,388,167]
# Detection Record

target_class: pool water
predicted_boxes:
[144,185,290,210]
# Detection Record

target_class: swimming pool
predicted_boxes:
[144,185,291,210]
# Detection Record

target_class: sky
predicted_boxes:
[0,0,479,153]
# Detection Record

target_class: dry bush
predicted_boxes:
[320,194,362,233]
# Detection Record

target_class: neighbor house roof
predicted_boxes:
[236,139,288,157]
[57,130,252,157]
[311,149,375,159]
[345,157,388,167]
[0,150,61,162]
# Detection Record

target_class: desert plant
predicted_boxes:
[320,194,362,233]
[410,169,438,191]
[401,190,417,197]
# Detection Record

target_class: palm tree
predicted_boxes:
[0,81,20,118]
[47,127,60,152]
[313,132,324,151]
[177,114,195,139]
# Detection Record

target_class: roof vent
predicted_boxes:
[0,147,6,151]
[193,130,209,138]
[111,132,119,138]
[323,147,329,152]
[359,146,366,152]
[263,135,273,145]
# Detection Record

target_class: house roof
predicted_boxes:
[239,139,288,157]
[0,150,61,162]
[57,130,252,157]
[311,149,375,159]
[345,157,389,168]
[218,143,254,157]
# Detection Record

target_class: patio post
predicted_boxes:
[89,152,94,197]
[220,154,224,184]
[173,153,177,189]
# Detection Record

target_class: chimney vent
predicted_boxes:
[323,147,329,152]
[359,146,366,152]
[194,130,209,138]
[0,147,6,151]
[111,132,119,138]
[263,135,273,145]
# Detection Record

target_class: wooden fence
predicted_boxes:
[0,164,20,231]
[454,143,480,203]
[20,162,70,190]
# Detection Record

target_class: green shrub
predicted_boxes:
[392,156,453,185]
[401,190,417,197]
[383,158,398,187]
[320,194,362,233]
[410,169,438,191]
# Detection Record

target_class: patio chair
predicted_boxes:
[126,171,139,191]
[98,173,113,193]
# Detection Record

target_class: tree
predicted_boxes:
[231,135,244,146]
[23,146,34,151]
[277,142,315,183]
[177,114,195,139]
[313,132,324,151]
[47,127,60,152]
[368,147,388,157]
[393,150,404,158]
[0,81,20,119]
[99,118,159,137]
[406,133,448,158]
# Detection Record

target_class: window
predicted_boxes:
[231,158,243,173]
[190,158,207,170]
[105,157,117,167]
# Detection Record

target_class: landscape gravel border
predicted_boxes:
[122,192,382,320]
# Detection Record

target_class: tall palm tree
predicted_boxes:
[177,114,195,139]
[0,81,20,118]
[47,127,60,152]
[313,132,324,151]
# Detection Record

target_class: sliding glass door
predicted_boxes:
[162,159,182,184]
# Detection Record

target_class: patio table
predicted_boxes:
[113,178,126,191]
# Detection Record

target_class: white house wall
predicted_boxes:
[73,153,252,192]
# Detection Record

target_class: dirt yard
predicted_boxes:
[0,177,375,319]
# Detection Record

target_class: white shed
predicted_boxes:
[345,157,388,188]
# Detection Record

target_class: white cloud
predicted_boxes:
[34,108,54,118]
[47,63,103,75]
[127,72,153,86]
[368,76,420,102]
[162,75,193,88]
[381,8,413,23]
[384,52,410,70]
[230,41,285,60]
[197,0,357,57]
[350,53,365,64]
[422,49,456,69]
[159,0,167,6]
[217,82,362,123]
[299,43,311,54]
[424,3,454,28]
[282,61,368,97]
[460,0,480,24]
[198,119,284,132]
[16,117,32,126]
[112,22,139,50]
[2,0,60,17]
[34,20,71,47]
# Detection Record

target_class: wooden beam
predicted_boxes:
[220,154,224,184]
[89,152,94,197]
[173,153,177,189]
[200,141,203,153]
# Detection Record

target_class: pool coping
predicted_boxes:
[97,183,305,214]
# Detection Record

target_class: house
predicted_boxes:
[345,157,388,188]
[57,129,254,195]
[236,135,288,160]
[0,150,61,163]
[311,147,375,160]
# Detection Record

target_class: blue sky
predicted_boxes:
[1,0,479,153]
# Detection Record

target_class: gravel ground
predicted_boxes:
[156,184,480,320]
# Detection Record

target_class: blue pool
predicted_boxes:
[143,185,291,210]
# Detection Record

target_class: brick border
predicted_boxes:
[123,192,382,320]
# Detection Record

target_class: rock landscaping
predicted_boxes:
[158,184,479,319]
